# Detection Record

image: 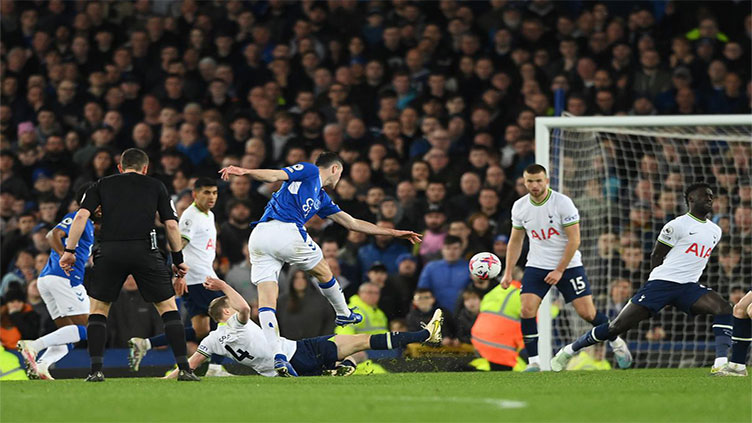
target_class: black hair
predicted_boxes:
[315,151,344,169]
[684,182,712,206]
[194,177,217,190]
[524,164,547,175]
[443,235,462,246]
[120,148,149,170]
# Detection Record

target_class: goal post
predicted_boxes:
[535,114,752,370]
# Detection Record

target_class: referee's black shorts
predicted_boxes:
[89,240,174,304]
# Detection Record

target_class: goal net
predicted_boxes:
[535,115,752,369]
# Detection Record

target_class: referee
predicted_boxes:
[60,148,199,382]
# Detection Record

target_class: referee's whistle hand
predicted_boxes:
[173,263,189,278]
[173,277,188,296]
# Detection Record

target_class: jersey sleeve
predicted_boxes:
[282,162,318,181]
[316,191,342,219]
[510,201,524,230]
[79,181,102,214]
[559,197,580,227]
[54,213,76,236]
[656,220,681,248]
[156,181,178,222]
[178,209,194,242]
[196,333,220,358]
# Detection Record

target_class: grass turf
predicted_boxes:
[1,369,750,422]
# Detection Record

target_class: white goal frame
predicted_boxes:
[534,114,752,370]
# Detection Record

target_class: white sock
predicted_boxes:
[31,325,83,351]
[145,338,152,350]
[259,309,281,355]
[37,345,70,367]
[714,357,728,368]
[564,344,575,355]
[208,363,223,371]
[528,356,540,365]
[608,337,622,348]
[317,277,350,316]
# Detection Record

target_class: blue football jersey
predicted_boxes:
[40,211,95,286]
[256,162,342,239]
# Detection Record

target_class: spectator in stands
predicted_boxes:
[417,235,471,311]
[277,269,335,340]
[357,219,410,278]
[1,282,40,350]
[619,242,650,289]
[606,278,633,320]
[336,282,388,336]
[416,205,447,263]
[455,288,481,344]
[406,288,457,346]
[106,276,163,348]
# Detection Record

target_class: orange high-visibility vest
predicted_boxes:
[471,281,523,367]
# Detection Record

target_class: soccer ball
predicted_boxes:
[469,252,501,280]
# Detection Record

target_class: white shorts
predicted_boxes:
[248,221,323,285]
[37,275,90,319]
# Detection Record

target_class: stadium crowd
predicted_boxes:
[1,0,750,361]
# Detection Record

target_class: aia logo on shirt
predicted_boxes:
[206,238,215,250]
[685,243,712,258]
[530,227,561,240]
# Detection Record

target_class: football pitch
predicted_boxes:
[1,369,750,422]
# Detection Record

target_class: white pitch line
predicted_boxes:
[379,395,527,410]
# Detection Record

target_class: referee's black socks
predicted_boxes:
[161,310,190,371]
[87,314,108,373]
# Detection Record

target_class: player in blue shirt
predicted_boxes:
[17,185,98,380]
[220,152,421,376]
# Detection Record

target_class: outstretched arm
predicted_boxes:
[219,166,289,182]
[164,352,207,379]
[328,211,422,244]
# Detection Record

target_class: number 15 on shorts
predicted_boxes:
[570,276,586,295]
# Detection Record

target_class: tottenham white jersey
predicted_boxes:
[197,314,297,377]
[180,203,218,285]
[511,188,583,270]
[649,214,722,284]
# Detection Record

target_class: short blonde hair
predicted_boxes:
[207,296,230,322]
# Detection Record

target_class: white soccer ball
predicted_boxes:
[469,252,502,280]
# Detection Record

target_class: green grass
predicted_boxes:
[1,369,750,422]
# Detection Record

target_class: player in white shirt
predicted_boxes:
[717,283,752,376]
[500,164,631,371]
[165,277,443,378]
[552,183,734,373]
[129,178,231,376]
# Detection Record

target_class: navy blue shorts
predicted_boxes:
[631,280,712,316]
[521,266,592,303]
[290,335,339,376]
[183,283,224,318]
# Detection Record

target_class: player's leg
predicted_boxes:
[86,298,112,381]
[571,295,632,369]
[687,289,734,371]
[720,291,752,376]
[306,258,361,324]
[519,267,551,371]
[552,302,651,371]
[32,315,89,380]
[152,297,198,381]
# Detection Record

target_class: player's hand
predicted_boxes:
[173,277,188,296]
[203,277,227,291]
[500,273,512,289]
[392,229,422,244]
[218,165,247,181]
[59,252,76,276]
[173,263,189,278]
[544,270,563,285]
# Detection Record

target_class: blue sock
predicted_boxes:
[572,323,610,353]
[713,314,733,359]
[731,317,752,365]
[150,327,196,348]
[589,311,617,342]
[521,318,538,358]
[369,330,429,349]
[76,325,87,341]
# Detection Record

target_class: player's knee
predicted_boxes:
[735,301,750,318]
[520,303,539,318]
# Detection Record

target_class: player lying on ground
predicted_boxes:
[715,288,752,376]
[500,164,631,371]
[219,152,421,376]
[165,277,443,378]
[18,184,99,380]
[551,183,734,373]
